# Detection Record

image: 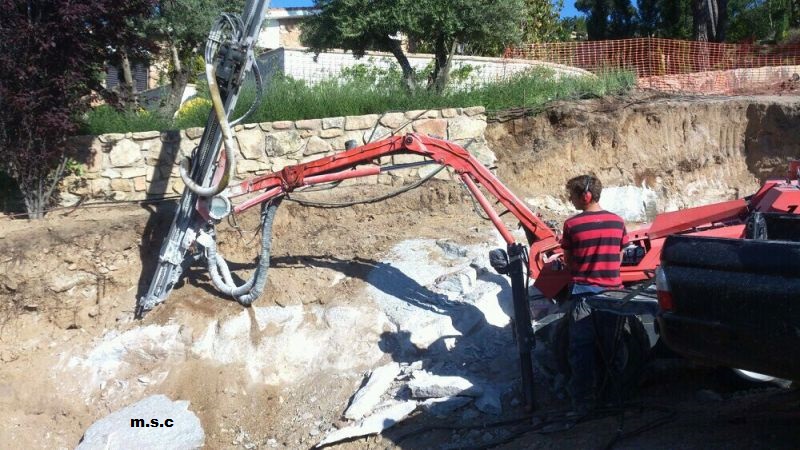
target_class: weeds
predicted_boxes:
[81,67,636,135]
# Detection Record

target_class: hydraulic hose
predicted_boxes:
[179,61,238,197]
[206,198,281,306]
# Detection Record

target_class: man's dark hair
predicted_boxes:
[566,175,602,202]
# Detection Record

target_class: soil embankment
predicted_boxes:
[1,93,799,449]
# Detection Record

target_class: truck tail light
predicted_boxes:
[655,267,674,311]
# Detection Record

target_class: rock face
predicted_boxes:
[486,95,800,214]
[76,395,204,450]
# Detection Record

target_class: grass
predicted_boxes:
[81,67,636,135]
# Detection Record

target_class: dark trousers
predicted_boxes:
[567,287,625,408]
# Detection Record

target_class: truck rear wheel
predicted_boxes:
[552,314,650,402]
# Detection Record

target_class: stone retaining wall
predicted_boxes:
[61,107,490,206]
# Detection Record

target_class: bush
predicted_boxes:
[81,68,636,134]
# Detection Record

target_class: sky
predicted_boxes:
[270,0,582,18]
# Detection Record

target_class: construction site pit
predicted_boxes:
[2,92,800,450]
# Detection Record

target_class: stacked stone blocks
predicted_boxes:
[60,107,491,206]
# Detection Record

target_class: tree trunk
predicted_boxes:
[432,40,458,94]
[388,39,417,92]
[693,0,727,42]
[21,154,66,219]
[160,43,189,116]
[119,48,137,107]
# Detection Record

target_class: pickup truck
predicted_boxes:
[655,212,800,382]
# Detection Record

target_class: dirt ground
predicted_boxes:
[2,92,800,449]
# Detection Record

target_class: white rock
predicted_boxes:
[76,395,204,450]
[315,401,417,447]
[109,139,142,167]
[344,362,402,420]
[421,396,472,418]
[408,371,483,398]
[475,385,502,415]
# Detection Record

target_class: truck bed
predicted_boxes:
[657,222,800,380]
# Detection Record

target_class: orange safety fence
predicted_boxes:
[505,38,800,94]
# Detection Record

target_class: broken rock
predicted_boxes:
[421,396,473,418]
[408,371,483,398]
[344,362,402,421]
[76,395,204,450]
[316,400,417,447]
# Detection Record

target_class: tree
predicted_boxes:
[577,0,639,39]
[522,0,565,42]
[142,0,244,114]
[300,0,524,93]
[638,0,661,36]
[693,0,728,41]
[609,0,638,37]
[0,0,154,218]
[576,0,611,39]
[658,0,693,38]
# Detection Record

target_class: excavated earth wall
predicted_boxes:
[2,94,800,449]
[486,94,800,218]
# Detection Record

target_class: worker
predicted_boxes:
[560,174,629,417]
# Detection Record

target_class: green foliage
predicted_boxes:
[522,0,565,42]
[81,105,171,135]
[82,69,635,134]
[727,0,797,42]
[301,0,524,90]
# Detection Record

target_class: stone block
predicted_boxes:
[109,139,142,167]
[132,130,160,140]
[171,178,185,194]
[119,167,147,179]
[90,178,111,196]
[393,153,425,165]
[185,127,204,139]
[405,110,439,119]
[413,119,447,138]
[441,108,459,118]
[270,157,296,172]
[463,106,486,116]
[345,114,379,130]
[236,128,266,160]
[379,112,408,129]
[322,116,344,129]
[236,159,264,175]
[259,122,272,132]
[265,130,302,158]
[101,169,121,179]
[244,123,258,129]
[133,176,147,192]
[329,132,365,151]
[272,120,294,130]
[110,179,133,192]
[98,133,125,143]
[295,119,322,130]
[447,116,486,140]
[304,136,333,156]
[320,128,343,138]
[363,126,393,143]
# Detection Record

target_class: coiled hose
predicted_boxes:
[207,198,281,306]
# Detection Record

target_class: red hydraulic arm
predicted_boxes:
[225,133,561,277]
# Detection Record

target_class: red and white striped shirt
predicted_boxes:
[562,210,629,288]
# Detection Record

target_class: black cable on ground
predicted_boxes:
[387,401,676,450]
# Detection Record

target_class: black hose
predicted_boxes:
[235,197,281,306]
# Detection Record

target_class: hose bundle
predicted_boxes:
[206,198,281,306]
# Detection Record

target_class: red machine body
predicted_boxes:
[220,132,800,299]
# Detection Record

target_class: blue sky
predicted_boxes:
[270,0,582,18]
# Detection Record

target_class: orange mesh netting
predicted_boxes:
[505,38,800,94]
